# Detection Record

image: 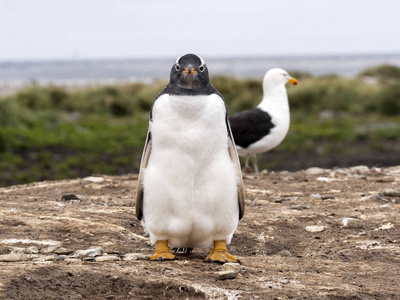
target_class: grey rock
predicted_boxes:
[349,166,370,174]
[338,217,363,228]
[123,253,148,261]
[276,250,292,257]
[376,177,395,183]
[64,258,82,263]
[32,255,56,262]
[25,246,39,254]
[61,194,87,201]
[56,255,68,261]
[275,198,292,203]
[305,167,328,175]
[54,247,73,255]
[379,188,400,197]
[218,270,238,280]
[370,194,386,202]
[0,253,30,262]
[305,225,325,232]
[220,262,241,273]
[94,255,121,262]
[321,194,335,200]
[41,246,58,254]
[72,246,104,259]
[291,205,310,210]
[82,176,105,184]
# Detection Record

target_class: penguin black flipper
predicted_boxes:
[226,109,245,220]
[136,129,152,220]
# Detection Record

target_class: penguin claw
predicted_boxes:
[205,240,240,264]
[150,251,176,261]
[150,240,176,261]
[149,253,176,261]
[205,251,239,264]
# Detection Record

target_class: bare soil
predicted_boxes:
[1,166,400,299]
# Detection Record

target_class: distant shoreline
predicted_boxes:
[1,53,400,91]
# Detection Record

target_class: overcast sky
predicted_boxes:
[1,0,399,61]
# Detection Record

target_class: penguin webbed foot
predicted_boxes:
[149,240,176,261]
[205,240,240,264]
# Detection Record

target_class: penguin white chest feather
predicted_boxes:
[142,93,239,248]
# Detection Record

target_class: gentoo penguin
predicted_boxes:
[136,54,245,263]
[229,68,298,173]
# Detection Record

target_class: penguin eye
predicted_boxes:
[175,64,180,71]
[199,65,205,72]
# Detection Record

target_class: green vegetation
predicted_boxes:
[1,65,400,186]
[358,64,400,81]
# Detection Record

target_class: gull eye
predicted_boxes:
[199,65,205,72]
[175,64,180,71]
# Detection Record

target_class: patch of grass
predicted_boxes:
[1,65,399,186]
[358,64,400,81]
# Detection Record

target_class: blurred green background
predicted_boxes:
[1,64,399,187]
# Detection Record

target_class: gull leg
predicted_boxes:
[251,154,259,174]
[242,155,252,173]
[149,240,176,261]
[205,240,240,264]
[245,155,250,168]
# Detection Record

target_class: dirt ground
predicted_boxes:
[0,166,399,299]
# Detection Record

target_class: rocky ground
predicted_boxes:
[0,166,400,299]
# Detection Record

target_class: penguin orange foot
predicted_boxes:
[205,240,240,264]
[149,240,176,261]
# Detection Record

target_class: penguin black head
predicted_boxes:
[170,54,210,90]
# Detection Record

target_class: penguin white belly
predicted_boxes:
[142,94,239,248]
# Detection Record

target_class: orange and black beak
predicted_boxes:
[184,65,196,75]
[289,77,299,85]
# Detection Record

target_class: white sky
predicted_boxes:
[1,0,399,61]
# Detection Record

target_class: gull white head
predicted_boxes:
[263,68,298,91]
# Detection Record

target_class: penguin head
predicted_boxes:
[170,54,210,90]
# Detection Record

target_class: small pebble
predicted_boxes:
[369,195,386,202]
[56,255,68,261]
[321,194,335,200]
[41,246,59,254]
[305,225,325,233]
[276,250,292,257]
[379,188,400,197]
[26,246,39,254]
[72,246,104,259]
[61,194,80,201]
[305,167,328,175]
[218,270,238,280]
[349,166,370,174]
[0,253,30,262]
[338,217,363,228]
[64,258,82,263]
[54,247,73,255]
[82,176,105,184]
[375,177,395,183]
[123,253,148,261]
[32,255,56,262]
[291,205,310,210]
[94,255,121,262]
[220,262,241,273]
[275,198,292,203]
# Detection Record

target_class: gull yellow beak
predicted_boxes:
[184,68,196,75]
[289,77,299,85]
